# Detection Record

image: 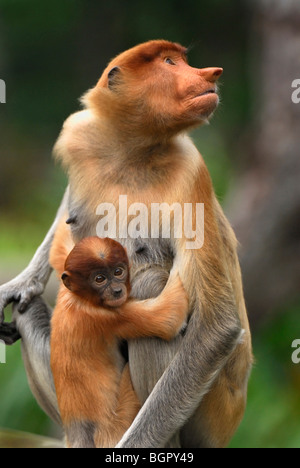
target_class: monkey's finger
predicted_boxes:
[0,292,19,324]
[18,295,42,314]
[18,302,29,314]
[0,323,21,345]
[18,296,35,313]
[17,281,45,314]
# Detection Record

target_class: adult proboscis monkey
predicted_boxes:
[0,40,252,448]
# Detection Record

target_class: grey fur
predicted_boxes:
[12,297,61,426]
[0,188,69,321]
[68,187,97,242]
[66,421,97,448]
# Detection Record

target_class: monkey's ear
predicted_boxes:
[62,272,73,291]
[108,66,121,90]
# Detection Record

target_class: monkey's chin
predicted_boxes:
[193,93,220,121]
[105,296,127,308]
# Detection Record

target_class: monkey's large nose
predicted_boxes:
[199,67,223,83]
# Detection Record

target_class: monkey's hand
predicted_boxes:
[0,322,21,345]
[0,188,70,325]
[0,270,46,324]
[160,269,189,339]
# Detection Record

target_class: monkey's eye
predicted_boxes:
[95,274,106,284]
[164,57,175,65]
[114,268,124,277]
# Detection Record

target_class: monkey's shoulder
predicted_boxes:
[54,110,104,165]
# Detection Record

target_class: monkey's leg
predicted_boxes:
[65,422,96,448]
[127,266,183,448]
[97,365,141,448]
[116,364,141,421]
[180,367,247,448]
[12,297,61,426]
[0,187,69,322]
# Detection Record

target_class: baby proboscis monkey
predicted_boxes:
[50,236,188,448]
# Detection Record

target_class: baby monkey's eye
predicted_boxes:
[95,274,106,284]
[114,268,124,277]
[164,57,175,65]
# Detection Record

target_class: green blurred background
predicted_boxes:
[0,0,299,448]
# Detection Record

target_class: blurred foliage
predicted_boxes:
[0,428,62,448]
[0,341,59,438]
[231,305,300,448]
[0,0,299,448]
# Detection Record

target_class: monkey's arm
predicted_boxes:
[12,297,61,425]
[117,271,188,341]
[49,215,75,276]
[0,187,69,325]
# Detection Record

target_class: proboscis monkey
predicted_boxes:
[50,235,188,448]
[0,40,252,448]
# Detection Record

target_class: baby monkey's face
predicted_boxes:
[62,237,131,309]
[90,263,129,308]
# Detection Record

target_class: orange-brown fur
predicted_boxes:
[51,40,252,448]
[50,235,188,448]
[49,216,74,277]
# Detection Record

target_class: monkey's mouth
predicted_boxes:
[105,296,127,308]
[191,88,219,120]
[198,88,217,97]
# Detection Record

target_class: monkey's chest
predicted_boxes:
[68,188,176,277]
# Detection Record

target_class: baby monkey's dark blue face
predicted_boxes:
[90,263,129,308]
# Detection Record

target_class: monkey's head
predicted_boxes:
[62,237,130,309]
[84,40,223,137]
